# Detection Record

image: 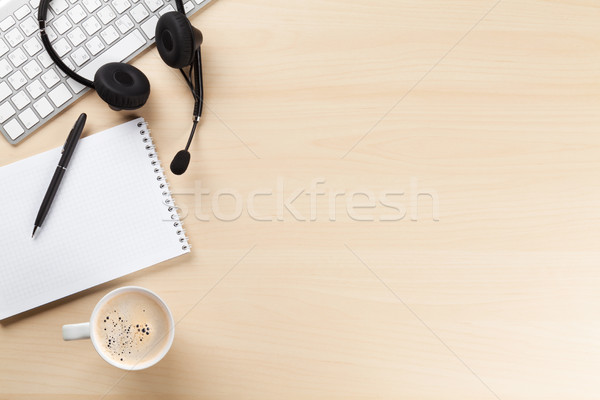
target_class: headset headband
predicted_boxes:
[37,0,186,88]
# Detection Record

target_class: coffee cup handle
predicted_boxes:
[62,323,90,341]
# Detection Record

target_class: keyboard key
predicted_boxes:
[0,103,16,124]
[0,82,11,102]
[26,79,45,99]
[5,28,24,47]
[67,78,86,94]
[98,6,116,24]
[159,5,175,15]
[71,48,90,66]
[82,0,102,13]
[48,84,72,107]
[0,59,12,78]
[67,4,87,24]
[144,0,161,12]
[100,26,119,45]
[15,5,31,21]
[41,69,60,88]
[85,36,105,56]
[23,59,42,79]
[78,29,145,81]
[4,119,24,140]
[18,108,39,129]
[30,0,41,9]
[33,97,53,117]
[49,0,69,15]
[8,49,27,67]
[8,48,27,68]
[140,16,158,39]
[23,37,42,56]
[54,38,72,57]
[82,16,101,35]
[184,1,193,13]
[0,39,8,57]
[54,15,72,35]
[116,15,134,34]
[131,4,149,22]
[112,0,131,14]
[0,16,15,32]
[38,51,53,68]
[20,16,38,36]
[67,27,86,46]
[45,26,58,42]
[8,71,27,90]
[12,91,31,110]
[62,58,75,75]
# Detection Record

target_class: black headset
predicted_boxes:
[38,0,204,175]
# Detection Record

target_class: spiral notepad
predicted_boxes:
[0,118,190,320]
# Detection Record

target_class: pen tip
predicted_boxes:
[32,226,37,238]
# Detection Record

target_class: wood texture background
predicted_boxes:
[1,0,600,398]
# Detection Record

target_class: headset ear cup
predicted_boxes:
[155,11,196,69]
[94,63,150,110]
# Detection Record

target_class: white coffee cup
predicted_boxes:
[62,286,175,370]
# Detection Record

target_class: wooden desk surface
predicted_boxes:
[2,0,600,398]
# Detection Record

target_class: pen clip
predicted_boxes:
[61,128,74,155]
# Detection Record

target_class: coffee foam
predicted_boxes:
[93,291,171,367]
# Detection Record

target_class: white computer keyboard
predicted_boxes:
[0,0,212,144]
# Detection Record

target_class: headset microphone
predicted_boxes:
[171,150,192,175]
[169,48,203,175]
[155,10,204,175]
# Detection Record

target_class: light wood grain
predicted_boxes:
[2,0,600,398]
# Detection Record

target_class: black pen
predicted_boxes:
[32,113,87,238]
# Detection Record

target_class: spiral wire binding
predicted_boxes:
[138,121,191,251]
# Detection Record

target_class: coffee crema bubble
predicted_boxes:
[93,291,171,367]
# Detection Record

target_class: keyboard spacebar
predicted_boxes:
[78,30,146,81]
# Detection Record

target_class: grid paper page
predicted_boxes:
[0,118,190,319]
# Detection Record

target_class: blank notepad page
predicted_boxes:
[0,118,190,319]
